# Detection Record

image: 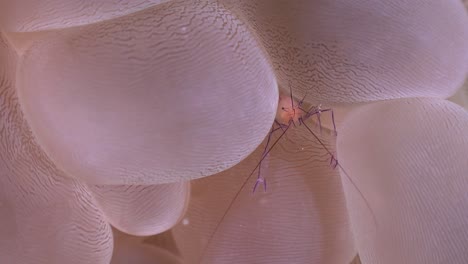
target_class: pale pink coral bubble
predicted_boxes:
[90,182,190,236]
[222,0,468,104]
[0,32,113,264]
[0,0,170,32]
[17,0,278,184]
[338,98,468,264]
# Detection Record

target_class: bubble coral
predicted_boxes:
[0,0,467,263]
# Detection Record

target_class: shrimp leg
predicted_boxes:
[253,124,283,193]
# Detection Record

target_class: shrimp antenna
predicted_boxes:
[288,84,297,127]
[301,120,378,228]
[197,122,292,263]
[289,85,294,110]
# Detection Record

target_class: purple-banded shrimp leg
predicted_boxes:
[330,154,339,169]
[302,106,338,136]
[317,107,337,136]
[300,118,378,228]
[296,93,309,126]
[299,106,323,132]
[197,122,292,264]
[275,120,287,132]
[310,104,324,134]
[317,107,323,133]
[253,125,282,193]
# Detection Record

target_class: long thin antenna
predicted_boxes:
[301,120,378,228]
[197,123,291,263]
[288,84,297,127]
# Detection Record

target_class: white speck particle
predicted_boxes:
[259,198,268,205]
[182,218,189,225]
[301,147,304,150]
[181,27,187,32]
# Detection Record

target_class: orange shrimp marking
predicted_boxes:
[275,94,305,125]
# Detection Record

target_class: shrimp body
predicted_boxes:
[198,89,375,263]
[276,95,304,125]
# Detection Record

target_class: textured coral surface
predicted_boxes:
[0,1,467,264]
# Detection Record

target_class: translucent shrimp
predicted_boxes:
[197,86,375,263]
[252,88,338,192]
